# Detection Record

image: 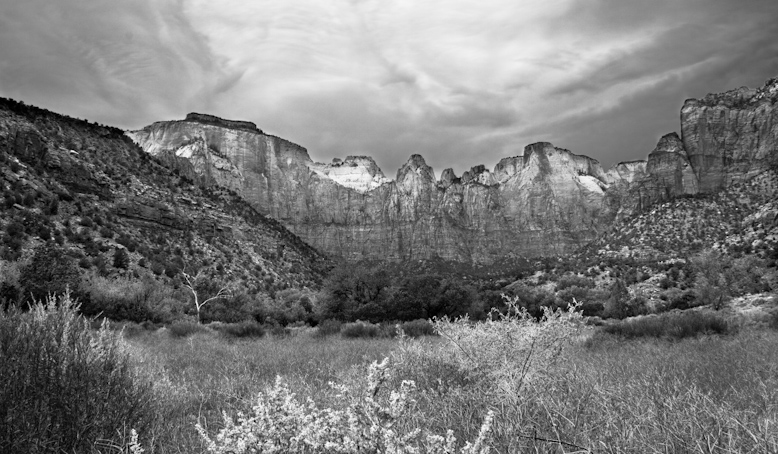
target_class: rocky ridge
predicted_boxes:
[0,98,329,297]
[127,76,777,263]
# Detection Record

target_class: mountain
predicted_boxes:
[128,77,778,263]
[0,99,330,312]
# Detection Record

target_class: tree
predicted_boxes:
[20,244,81,303]
[112,247,129,269]
[317,262,392,322]
[691,249,731,310]
[181,269,232,323]
[604,279,629,319]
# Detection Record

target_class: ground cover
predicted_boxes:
[124,308,777,453]
[3,297,777,453]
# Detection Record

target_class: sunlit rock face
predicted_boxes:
[681,77,778,192]
[128,77,777,262]
[309,156,391,193]
[130,117,621,261]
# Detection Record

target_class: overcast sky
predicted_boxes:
[1,0,777,177]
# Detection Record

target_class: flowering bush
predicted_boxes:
[196,358,493,454]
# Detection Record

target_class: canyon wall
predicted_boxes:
[128,77,778,262]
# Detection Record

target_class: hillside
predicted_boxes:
[584,167,778,261]
[0,98,329,322]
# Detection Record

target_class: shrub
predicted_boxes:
[342,321,382,338]
[768,310,778,331]
[400,318,436,337]
[601,311,732,340]
[196,358,494,454]
[100,226,114,239]
[431,297,583,399]
[168,319,208,338]
[268,323,292,337]
[213,320,266,339]
[667,289,699,311]
[79,276,168,322]
[315,318,342,337]
[0,293,156,452]
[555,274,595,291]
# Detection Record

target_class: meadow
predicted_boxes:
[129,310,778,453]
[2,296,777,453]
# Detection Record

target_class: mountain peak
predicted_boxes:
[397,154,435,184]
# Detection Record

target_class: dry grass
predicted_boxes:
[124,328,397,453]
[122,322,778,453]
[404,330,778,453]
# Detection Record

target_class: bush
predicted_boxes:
[213,320,266,339]
[0,293,156,452]
[342,321,382,338]
[431,297,583,398]
[667,289,699,311]
[768,310,778,331]
[601,311,732,340]
[79,276,167,323]
[399,318,436,337]
[315,318,342,337]
[168,319,208,338]
[196,358,494,454]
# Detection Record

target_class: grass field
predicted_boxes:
[120,320,778,453]
[124,328,400,453]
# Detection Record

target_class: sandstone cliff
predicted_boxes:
[128,76,778,262]
[681,77,778,192]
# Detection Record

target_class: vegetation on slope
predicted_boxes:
[0,97,329,323]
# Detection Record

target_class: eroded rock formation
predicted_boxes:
[128,76,778,262]
[681,78,778,191]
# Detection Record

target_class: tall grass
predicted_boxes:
[124,329,398,453]
[116,311,778,453]
[392,328,778,453]
[0,292,155,453]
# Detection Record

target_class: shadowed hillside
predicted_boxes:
[0,98,329,322]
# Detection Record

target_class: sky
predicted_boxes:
[1,0,777,178]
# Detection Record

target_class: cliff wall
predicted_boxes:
[128,77,778,262]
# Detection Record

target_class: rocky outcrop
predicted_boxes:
[184,113,262,133]
[129,76,778,262]
[681,77,778,191]
[309,156,391,192]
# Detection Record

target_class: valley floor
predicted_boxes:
[124,321,778,453]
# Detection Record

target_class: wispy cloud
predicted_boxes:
[1,0,776,175]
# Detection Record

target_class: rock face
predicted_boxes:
[309,156,391,193]
[129,76,778,262]
[681,77,778,192]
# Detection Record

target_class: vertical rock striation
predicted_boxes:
[129,76,778,262]
[681,77,778,191]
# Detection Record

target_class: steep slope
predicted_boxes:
[584,168,778,260]
[0,99,329,301]
[126,76,776,263]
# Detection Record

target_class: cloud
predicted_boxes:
[0,0,242,126]
[1,0,777,175]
